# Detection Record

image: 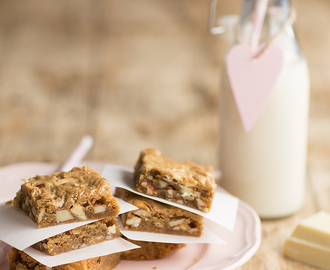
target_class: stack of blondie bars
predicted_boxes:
[7,166,123,270]
[6,148,217,269]
[116,148,217,257]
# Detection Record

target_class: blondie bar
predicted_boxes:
[32,218,120,255]
[120,237,186,260]
[134,149,216,212]
[115,188,203,237]
[14,166,120,228]
[7,248,121,270]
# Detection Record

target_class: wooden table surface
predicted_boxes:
[0,0,329,269]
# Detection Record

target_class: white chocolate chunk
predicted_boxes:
[179,224,188,230]
[134,209,151,218]
[154,222,164,228]
[31,206,37,217]
[167,189,174,198]
[53,198,65,208]
[169,218,185,227]
[107,224,117,234]
[158,180,168,188]
[174,175,182,181]
[181,186,198,199]
[70,205,87,220]
[197,198,206,207]
[93,204,106,214]
[38,208,45,223]
[126,216,141,227]
[56,210,74,222]
[284,238,330,270]
[291,211,330,247]
[283,211,330,269]
[146,186,154,195]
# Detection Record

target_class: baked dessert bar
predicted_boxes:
[7,248,121,270]
[134,149,216,213]
[32,218,120,255]
[14,166,120,228]
[120,237,186,260]
[115,188,203,237]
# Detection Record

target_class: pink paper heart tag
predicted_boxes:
[226,43,284,132]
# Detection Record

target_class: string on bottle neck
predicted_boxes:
[234,7,297,59]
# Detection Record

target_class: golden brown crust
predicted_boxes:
[7,248,121,270]
[136,149,214,183]
[120,237,186,260]
[134,149,216,212]
[14,166,120,228]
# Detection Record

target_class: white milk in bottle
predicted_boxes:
[219,0,310,218]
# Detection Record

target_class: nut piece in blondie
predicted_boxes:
[14,166,120,228]
[134,149,216,212]
[120,237,186,260]
[32,218,120,255]
[7,248,121,270]
[115,188,203,237]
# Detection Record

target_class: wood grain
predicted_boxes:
[0,0,329,269]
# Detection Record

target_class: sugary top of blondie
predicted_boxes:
[16,166,116,209]
[137,149,216,187]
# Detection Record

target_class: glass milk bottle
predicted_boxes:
[219,0,310,218]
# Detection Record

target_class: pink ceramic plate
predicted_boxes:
[0,162,261,270]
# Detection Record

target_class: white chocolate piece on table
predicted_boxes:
[283,211,330,269]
